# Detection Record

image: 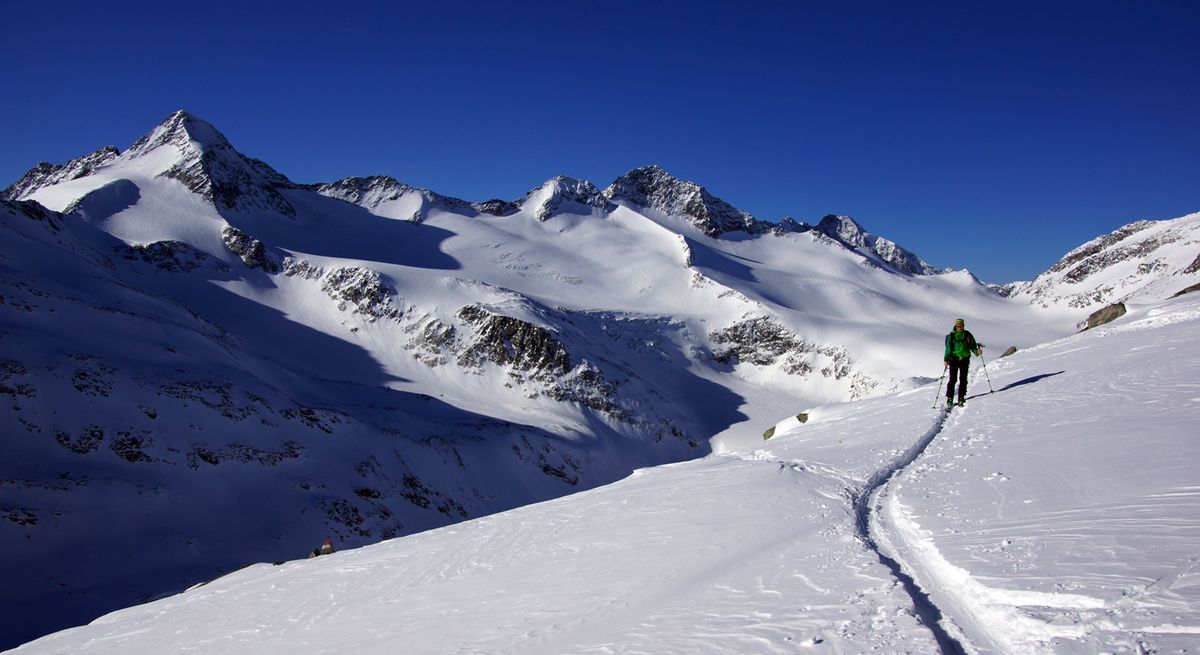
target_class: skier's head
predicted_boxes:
[953,318,965,330]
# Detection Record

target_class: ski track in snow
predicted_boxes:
[853,404,966,654]
[867,301,1200,654]
[861,382,1118,654]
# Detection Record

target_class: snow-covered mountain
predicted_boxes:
[11,289,1200,655]
[1001,212,1200,310]
[1,110,1186,650]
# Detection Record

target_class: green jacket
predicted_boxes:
[944,329,979,362]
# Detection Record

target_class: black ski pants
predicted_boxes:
[946,358,969,401]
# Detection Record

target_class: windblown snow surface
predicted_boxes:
[11,294,1199,654]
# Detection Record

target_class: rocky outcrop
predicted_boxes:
[456,305,572,375]
[1172,282,1200,298]
[709,316,859,382]
[1083,302,1126,330]
[321,267,403,322]
[221,226,279,272]
[119,240,230,273]
[473,198,521,216]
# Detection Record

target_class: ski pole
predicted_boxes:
[931,366,946,409]
[977,348,994,394]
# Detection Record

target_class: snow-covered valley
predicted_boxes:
[3,110,1199,652]
[10,293,1200,654]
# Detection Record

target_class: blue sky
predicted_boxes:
[3,0,1197,283]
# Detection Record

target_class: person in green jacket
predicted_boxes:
[944,318,982,407]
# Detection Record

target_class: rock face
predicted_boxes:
[221,226,279,272]
[604,165,760,236]
[456,305,572,375]
[816,215,938,275]
[320,267,403,321]
[708,316,876,398]
[1,146,120,201]
[1006,212,1200,310]
[317,176,477,222]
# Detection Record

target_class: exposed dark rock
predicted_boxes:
[224,441,304,466]
[1172,282,1200,298]
[1182,252,1200,276]
[456,305,571,375]
[159,381,259,421]
[604,165,759,237]
[221,226,279,272]
[2,198,62,231]
[3,508,38,526]
[321,499,369,536]
[119,240,230,273]
[0,360,35,398]
[281,256,323,279]
[280,406,342,434]
[317,176,476,222]
[56,426,106,454]
[1000,346,1019,358]
[1,146,120,201]
[1083,302,1127,330]
[520,176,613,221]
[1049,221,1156,276]
[473,198,520,216]
[709,316,858,381]
[130,111,298,217]
[321,267,402,322]
[72,358,117,397]
[109,432,160,463]
[816,215,937,275]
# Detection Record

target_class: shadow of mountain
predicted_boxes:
[225,189,462,270]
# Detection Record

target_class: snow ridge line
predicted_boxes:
[851,408,967,655]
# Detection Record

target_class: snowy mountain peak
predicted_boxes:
[126,110,232,157]
[817,214,867,244]
[317,175,478,222]
[519,175,612,221]
[124,110,298,217]
[603,165,760,237]
[816,214,938,276]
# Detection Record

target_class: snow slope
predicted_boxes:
[11,292,1199,654]
[873,293,1200,653]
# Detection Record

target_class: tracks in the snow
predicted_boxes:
[851,408,967,655]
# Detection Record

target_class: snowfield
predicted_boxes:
[12,294,1199,654]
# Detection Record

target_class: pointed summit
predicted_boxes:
[126,110,232,157]
[127,110,298,217]
[519,176,612,221]
[603,165,759,237]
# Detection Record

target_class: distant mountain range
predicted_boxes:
[1,110,1196,649]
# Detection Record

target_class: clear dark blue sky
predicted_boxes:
[3,1,1197,283]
